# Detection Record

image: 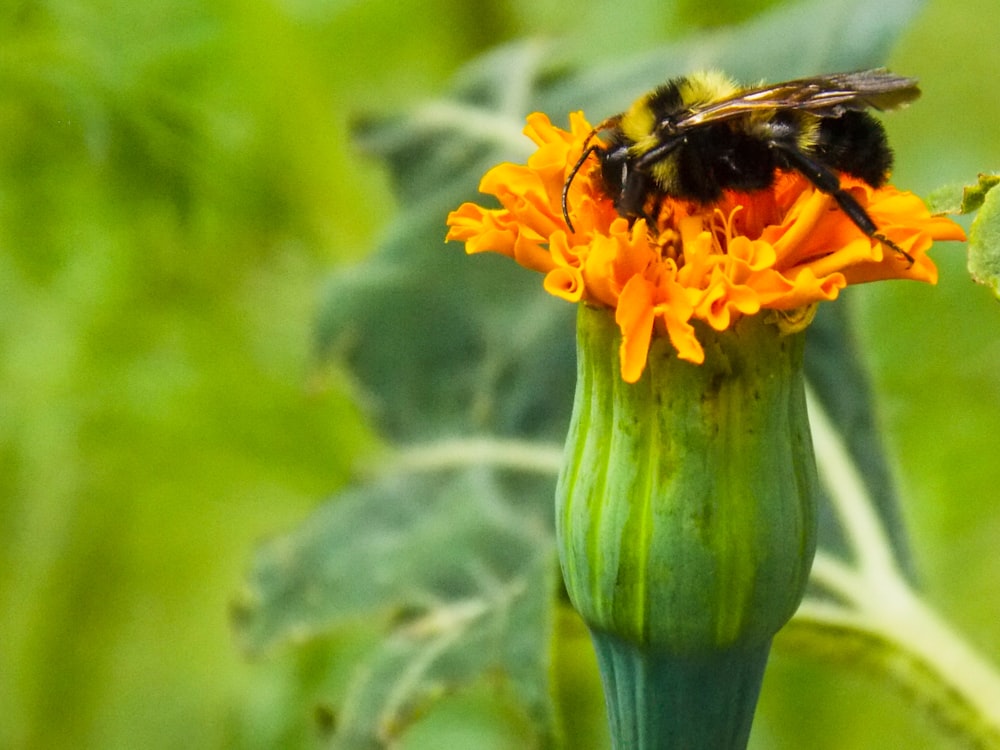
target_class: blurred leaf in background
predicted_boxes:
[3,0,1000,749]
[0,0,495,748]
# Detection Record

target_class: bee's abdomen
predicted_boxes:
[814,111,893,187]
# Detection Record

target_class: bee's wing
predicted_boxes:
[673,69,920,128]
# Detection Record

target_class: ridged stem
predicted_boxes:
[592,633,772,749]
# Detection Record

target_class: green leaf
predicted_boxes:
[233,467,559,747]
[925,173,1000,215]
[316,243,577,442]
[320,43,578,443]
[964,174,1000,213]
[924,183,967,215]
[967,177,1000,298]
[922,173,1000,300]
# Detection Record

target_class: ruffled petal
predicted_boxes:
[446,112,966,381]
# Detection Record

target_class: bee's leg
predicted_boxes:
[771,142,914,267]
[617,169,654,224]
[830,192,915,269]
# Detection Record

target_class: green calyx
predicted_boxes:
[556,304,819,748]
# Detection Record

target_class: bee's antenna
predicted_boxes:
[562,130,601,234]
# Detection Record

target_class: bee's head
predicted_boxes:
[561,116,635,232]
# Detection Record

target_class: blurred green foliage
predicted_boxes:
[2,0,1000,749]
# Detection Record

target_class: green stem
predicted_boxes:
[795,558,1000,746]
[592,633,772,750]
[887,591,1000,744]
[800,393,1000,746]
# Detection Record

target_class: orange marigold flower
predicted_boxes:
[445,112,966,382]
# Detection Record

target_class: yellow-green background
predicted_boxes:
[2,0,998,748]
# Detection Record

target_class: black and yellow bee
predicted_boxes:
[561,69,920,262]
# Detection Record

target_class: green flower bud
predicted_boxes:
[556,304,819,749]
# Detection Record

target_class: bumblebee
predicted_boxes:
[561,69,920,262]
